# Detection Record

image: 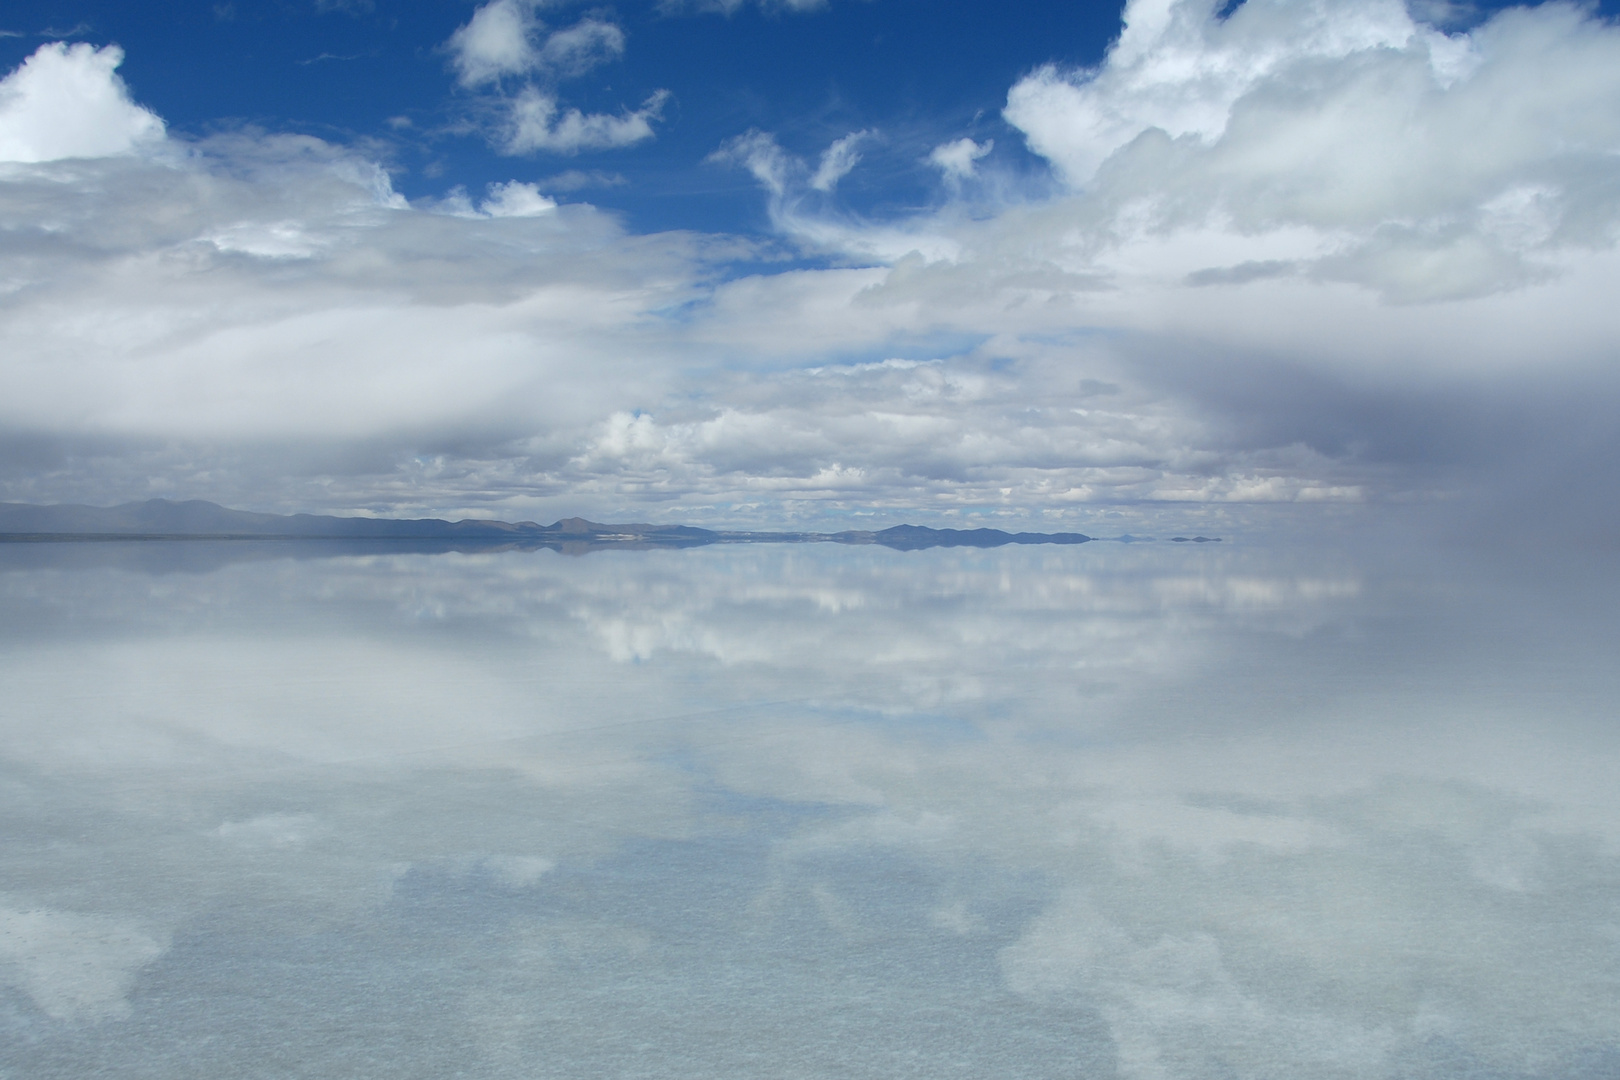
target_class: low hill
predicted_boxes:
[0,499,1122,551]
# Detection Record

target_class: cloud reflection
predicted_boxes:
[0,538,1615,1076]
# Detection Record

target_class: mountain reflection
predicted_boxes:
[0,537,1615,1079]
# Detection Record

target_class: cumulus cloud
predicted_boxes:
[1002,0,1620,301]
[558,357,1276,511]
[0,42,164,163]
[0,118,704,471]
[1005,0,1420,187]
[480,179,558,217]
[434,179,560,218]
[445,0,664,156]
[673,0,1620,526]
[3,2,1620,529]
[532,17,627,80]
[926,137,991,182]
[503,87,670,155]
[448,0,545,87]
[450,1,627,87]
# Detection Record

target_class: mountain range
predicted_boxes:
[0,499,1218,550]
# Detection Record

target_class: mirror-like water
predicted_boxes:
[1,531,1616,1079]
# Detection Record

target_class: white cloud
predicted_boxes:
[448,4,627,87]
[661,0,828,14]
[712,131,962,261]
[533,17,626,81]
[998,0,1620,301]
[927,137,991,182]
[809,129,871,193]
[446,1,661,157]
[502,87,669,155]
[534,168,627,192]
[427,179,558,218]
[710,128,792,196]
[448,0,544,87]
[4,3,1620,528]
[0,129,701,471]
[0,42,164,163]
[1004,0,1420,188]
[480,179,557,217]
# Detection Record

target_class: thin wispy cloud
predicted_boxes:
[295,51,370,66]
[658,0,829,15]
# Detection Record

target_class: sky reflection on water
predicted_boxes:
[0,531,1616,1079]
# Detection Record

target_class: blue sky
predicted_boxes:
[1,0,1135,235]
[3,0,1620,528]
[4,0,1599,236]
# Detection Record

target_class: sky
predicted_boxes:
[2,0,1620,529]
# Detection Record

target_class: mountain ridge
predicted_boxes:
[0,499,1216,549]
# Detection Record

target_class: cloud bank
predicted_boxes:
[1002,0,1620,302]
[1,0,1619,530]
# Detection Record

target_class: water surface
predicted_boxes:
[1,528,1616,1078]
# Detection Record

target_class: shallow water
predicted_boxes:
[1,528,1616,1079]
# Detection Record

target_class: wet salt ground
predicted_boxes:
[0,528,1616,1079]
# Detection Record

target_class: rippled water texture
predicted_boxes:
[1,527,1617,1079]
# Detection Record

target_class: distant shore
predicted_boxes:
[0,499,1219,551]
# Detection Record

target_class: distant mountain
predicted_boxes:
[0,499,539,540]
[0,499,1165,551]
[836,525,1093,550]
